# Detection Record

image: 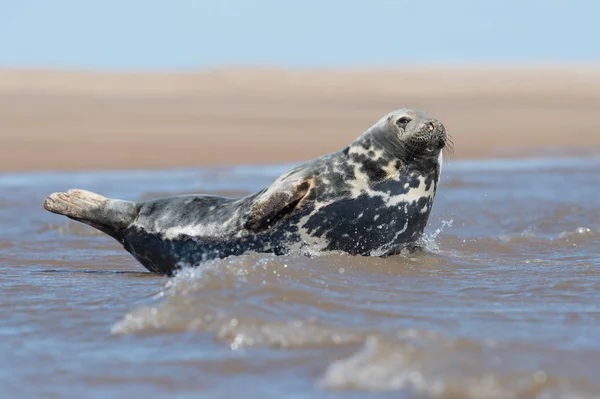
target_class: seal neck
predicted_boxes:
[350,128,442,178]
[367,127,405,158]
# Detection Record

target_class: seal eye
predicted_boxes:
[396,117,411,129]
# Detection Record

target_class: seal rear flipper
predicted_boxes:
[43,189,139,243]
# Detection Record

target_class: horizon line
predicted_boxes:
[2,61,600,74]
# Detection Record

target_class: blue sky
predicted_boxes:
[0,0,598,70]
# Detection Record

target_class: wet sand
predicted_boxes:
[1,67,600,172]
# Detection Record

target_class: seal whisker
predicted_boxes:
[443,136,455,157]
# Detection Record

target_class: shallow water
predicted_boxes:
[1,155,600,399]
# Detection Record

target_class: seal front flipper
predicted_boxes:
[243,174,311,231]
[43,189,139,243]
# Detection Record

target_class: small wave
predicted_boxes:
[111,254,348,337]
[558,227,597,241]
[216,319,363,349]
[110,250,455,338]
[112,300,365,348]
[499,226,598,246]
[320,334,598,399]
[321,335,502,397]
[112,267,366,348]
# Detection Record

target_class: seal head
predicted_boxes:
[369,108,448,164]
[295,108,448,257]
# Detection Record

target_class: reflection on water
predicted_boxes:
[1,156,600,398]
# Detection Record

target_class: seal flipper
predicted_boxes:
[43,189,139,244]
[244,176,311,231]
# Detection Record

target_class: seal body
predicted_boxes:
[43,109,449,275]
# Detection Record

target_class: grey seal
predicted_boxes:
[43,108,450,276]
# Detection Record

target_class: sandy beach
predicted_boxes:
[1,67,599,172]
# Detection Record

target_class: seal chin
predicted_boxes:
[433,134,448,150]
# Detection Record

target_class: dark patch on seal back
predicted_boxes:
[361,158,388,181]
[350,153,388,182]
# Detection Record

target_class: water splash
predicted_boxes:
[418,219,454,252]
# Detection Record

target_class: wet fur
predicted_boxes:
[44,109,448,276]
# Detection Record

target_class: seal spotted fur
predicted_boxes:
[43,108,449,275]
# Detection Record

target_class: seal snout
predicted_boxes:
[415,119,446,141]
[403,117,449,156]
[430,120,448,150]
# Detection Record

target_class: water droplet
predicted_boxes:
[230,318,239,327]
[230,334,243,350]
[338,268,345,274]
